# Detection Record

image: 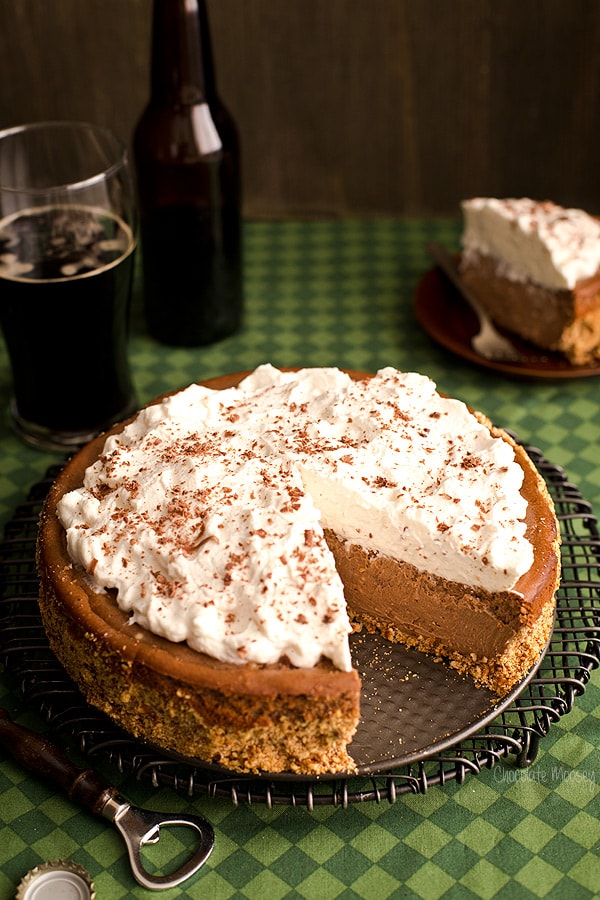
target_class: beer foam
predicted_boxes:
[0,205,133,283]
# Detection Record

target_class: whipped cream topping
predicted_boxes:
[57,365,534,671]
[461,197,600,290]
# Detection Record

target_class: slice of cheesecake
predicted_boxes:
[460,197,600,364]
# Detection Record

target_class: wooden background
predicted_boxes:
[1,0,599,219]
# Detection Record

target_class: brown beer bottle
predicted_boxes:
[133,0,243,346]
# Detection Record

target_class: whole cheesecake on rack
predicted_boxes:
[37,365,561,775]
[460,197,600,365]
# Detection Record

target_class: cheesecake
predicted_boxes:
[37,366,561,774]
[460,197,600,365]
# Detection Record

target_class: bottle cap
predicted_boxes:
[16,859,95,900]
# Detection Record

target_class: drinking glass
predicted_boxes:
[0,121,138,451]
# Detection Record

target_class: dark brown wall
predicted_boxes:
[1,0,599,218]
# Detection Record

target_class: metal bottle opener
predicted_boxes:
[0,708,214,890]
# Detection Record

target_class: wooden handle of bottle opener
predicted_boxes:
[0,708,113,813]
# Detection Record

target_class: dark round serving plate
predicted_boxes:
[1,445,599,806]
[415,264,600,379]
[171,627,546,783]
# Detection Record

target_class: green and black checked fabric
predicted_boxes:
[1,219,599,898]
[1,680,598,900]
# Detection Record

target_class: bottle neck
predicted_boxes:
[150,0,218,106]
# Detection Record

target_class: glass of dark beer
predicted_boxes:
[0,121,138,450]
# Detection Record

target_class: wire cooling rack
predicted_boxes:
[1,444,599,808]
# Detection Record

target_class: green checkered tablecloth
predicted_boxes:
[1,219,599,899]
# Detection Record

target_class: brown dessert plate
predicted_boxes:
[415,264,600,379]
